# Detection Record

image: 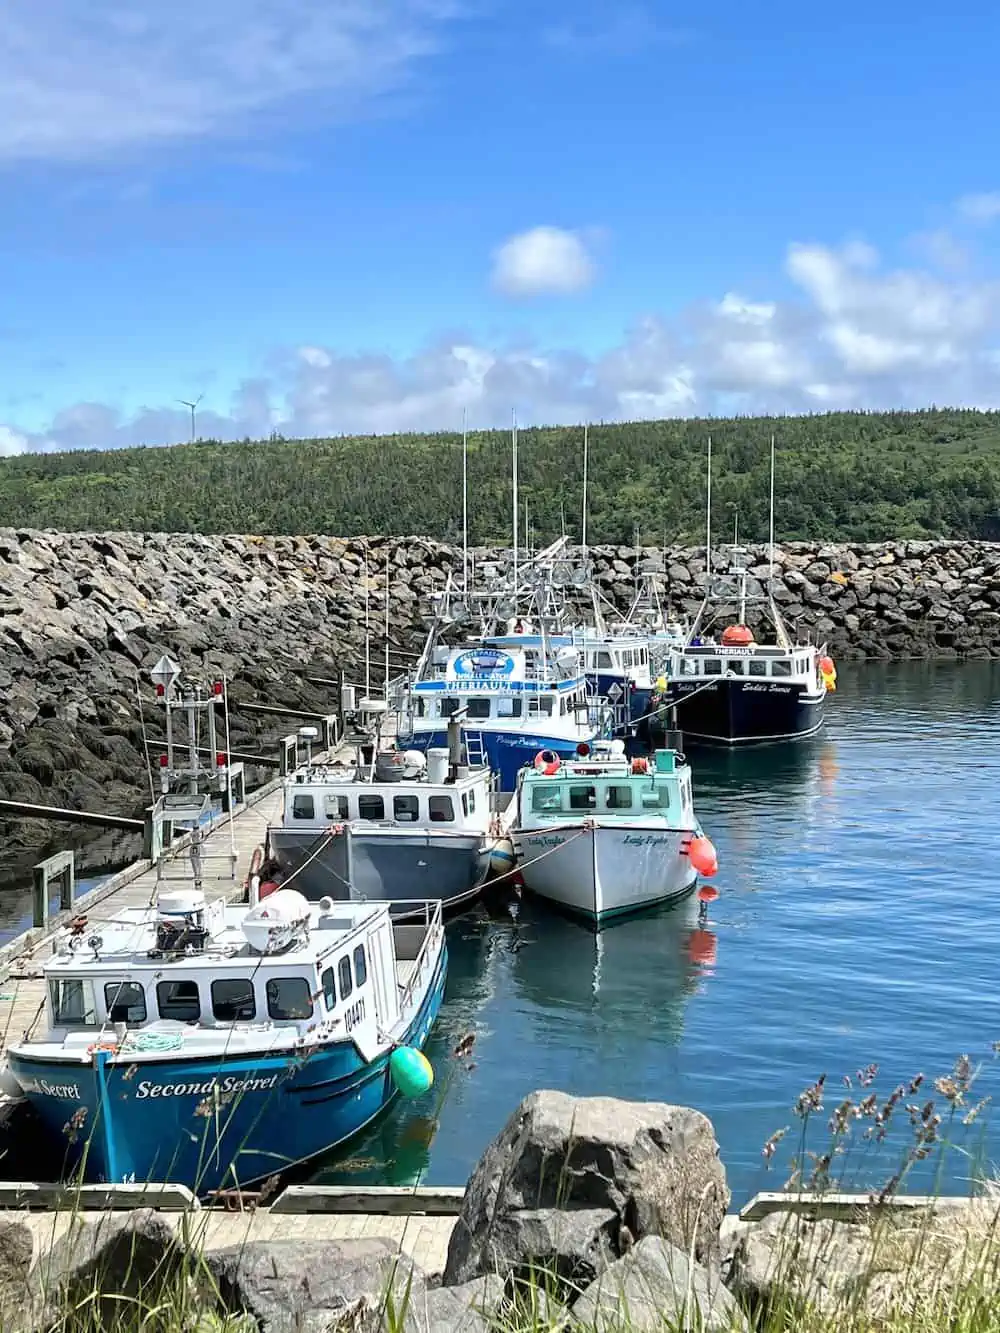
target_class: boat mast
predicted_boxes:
[581,422,589,555]
[364,546,371,698]
[462,407,469,595]
[384,549,391,704]
[512,409,519,621]
[768,432,776,597]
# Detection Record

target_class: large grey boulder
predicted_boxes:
[572,1236,747,1331]
[207,1237,428,1333]
[443,1090,729,1287]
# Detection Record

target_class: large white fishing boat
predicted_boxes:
[267,703,508,913]
[7,886,446,1196]
[510,741,718,923]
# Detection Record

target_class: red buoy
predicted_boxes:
[687,836,718,877]
[258,880,280,899]
[697,884,720,903]
[721,625,754,647]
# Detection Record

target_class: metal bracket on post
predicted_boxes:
[279,735,299,776]
[221,762,246,812]
[32,850,75,929]
[321,714,339,754]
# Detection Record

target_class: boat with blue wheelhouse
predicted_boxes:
[7,885,446,1196]
[395,634,614,793]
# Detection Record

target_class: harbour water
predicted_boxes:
[313,661,1000,1205]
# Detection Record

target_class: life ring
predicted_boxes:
[533,750,560,776]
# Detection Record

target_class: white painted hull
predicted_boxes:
[512,823,697,922]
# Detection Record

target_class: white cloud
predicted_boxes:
[6,233,1000,451]
[491,226,597,298]
[0,0,462,163]
[956,192,1000,225]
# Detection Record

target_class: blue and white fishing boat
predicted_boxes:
[7,886,446,1195]
[511,741,718,923]
[395,635,614,793]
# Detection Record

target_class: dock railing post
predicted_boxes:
[322,713,339,754]
[222,762,246,812]
[32,851,75,929]
[279,735,298,776]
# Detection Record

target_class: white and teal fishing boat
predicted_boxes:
[7,886,446,1196]
[511,742,718,923]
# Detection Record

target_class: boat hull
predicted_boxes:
[397,729,602,793]
[661,678,825,745]
[8,946,447,1196]
[268,829,490,914]
[513,824,697,923]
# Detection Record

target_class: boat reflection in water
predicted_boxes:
[305,893,720,1188]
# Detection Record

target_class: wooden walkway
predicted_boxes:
[0,779,286,1059]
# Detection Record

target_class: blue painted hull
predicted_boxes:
[8,948,447,1196]
[397,729,605,792]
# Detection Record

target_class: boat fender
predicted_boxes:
[687,835,718,878]
[389,1046,434,1098]
[533,750,560,776]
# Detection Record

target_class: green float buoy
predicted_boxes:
[389,1045,434,1098]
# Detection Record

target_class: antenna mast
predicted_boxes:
[363,547,371,698]
[582,423,589,553]
[383,549,391,703]
[705,434,713,580]
[768,433,776,594]
[462,407,469,594]
[512,409,519,615]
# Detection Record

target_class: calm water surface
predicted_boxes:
[314,661,1000,1204]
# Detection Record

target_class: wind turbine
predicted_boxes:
[177,394,203,443]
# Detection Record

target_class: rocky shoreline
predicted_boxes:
[1,526,999,884]
[0,1089,992,1331]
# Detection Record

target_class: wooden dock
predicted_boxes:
[0,772,291,1059]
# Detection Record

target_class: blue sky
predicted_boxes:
[4,0,1000,452]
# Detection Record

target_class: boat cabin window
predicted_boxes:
[292,793,315,820]
[358,794,385,821]
[703,659,723,675]
[105,981,147,1025]
[338,956,353,999]
[528,697,553,717]
[727,660,745,675]
[749,660,768,677]
[266,977,314,1021]
[569,784,596,811]
[606,784,633,810]
[49,977,96,1027]
[413,698,426,718]
[321,966,336,1011]
[497,697,522,717]
[429,795,454,823]
[156,979,200,1022]
[354,944,368,986]
[680,659,700,676]
[467,698,491,719]
[596,651,613,670]
[212,978,256,1022]
[531,783,562,813]
[461,788,477,816]
[643,784,672,810]
[440,698,461,717]
[394,794,419,823]
[324,794,349,820]
[771,660,792,677]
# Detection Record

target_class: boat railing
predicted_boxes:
[390,899,444,1008]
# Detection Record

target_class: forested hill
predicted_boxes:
[1,409,999,544]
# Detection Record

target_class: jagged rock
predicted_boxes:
[443,1090,729,1287]
[207,1237,429,1333]
[573,1235,746,1331]
[31,1209,185,1328]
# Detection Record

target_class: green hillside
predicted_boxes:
[2,409,999,544]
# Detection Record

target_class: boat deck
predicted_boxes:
[0,780,284,1064]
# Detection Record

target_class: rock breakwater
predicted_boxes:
[1,527,998,879]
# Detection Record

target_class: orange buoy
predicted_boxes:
[697,884,719,903]
[721,624,754,646]
[533,750,560,776]
[818,655,835,675]
[687,835,718,877]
